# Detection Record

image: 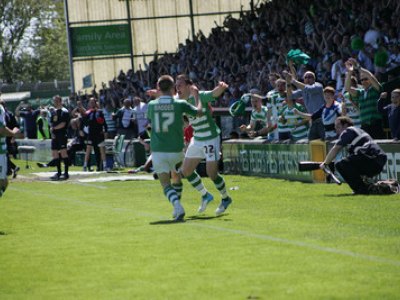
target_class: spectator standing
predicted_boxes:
[113,98,137,139]
[341,76,361,128]
[265,73,281,101]
[15,102,40,139]
[67,117,86,166]
[279,96,309,141]
[103,100,117,139]
[331,54,347,91]
[132,96,148,136]
[266,79,287,141]
[83,97,108,172]
[36,109,50,140]
[387,43,400,70]
[378,89,400,140]
[344,58,385,139]
[285,70,325,140]
[239,93,270,138]
[295,86,342,140]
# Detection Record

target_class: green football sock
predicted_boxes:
[213,174,228,199]
[172,182,183,200]
[186,171,207,196]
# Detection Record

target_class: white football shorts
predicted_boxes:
[152,152,184,174]
[185,136,221,162]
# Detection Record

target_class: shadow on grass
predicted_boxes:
[149,219,186,225]
[187,214,224,221]
[326,192,396,197]
[149,214,230,225]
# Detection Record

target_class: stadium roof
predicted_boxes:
[1,91,31,102]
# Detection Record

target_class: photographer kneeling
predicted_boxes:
[321,116,387,195]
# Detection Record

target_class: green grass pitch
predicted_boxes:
[0,163,399,299]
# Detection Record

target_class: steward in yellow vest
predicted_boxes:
[37,110,50,139]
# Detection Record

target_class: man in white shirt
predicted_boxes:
[132,96,148,136]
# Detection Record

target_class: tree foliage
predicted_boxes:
[0,0,69,83]
[33,1,69,82]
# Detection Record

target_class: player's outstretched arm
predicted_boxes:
[190,85,203,117]
[211,81,228,98]
[293,108,311,119]
[146,89,161,99]
[0,126,20,138]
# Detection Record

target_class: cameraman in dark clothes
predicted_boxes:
[321,116,387,195]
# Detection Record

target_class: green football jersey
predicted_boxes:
[344,91,361,128]
[250,106,269,128]
[268,92,286,123]
[147,96,198,152]
[186,91,220,141]
[0,105,7,154]
[279,103,308,140]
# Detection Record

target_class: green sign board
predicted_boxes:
[71,25,131,57]
[222,141,313,182]
[223,140,400,183]
[82,74,93,88]
[380,144,400,180]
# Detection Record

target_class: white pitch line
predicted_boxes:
[8,187,400,267]
[71,182,109,189]
[188,223,400,267]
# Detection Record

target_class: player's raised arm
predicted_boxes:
[211,81,228,98]
[190,85,203,117]
[146,89,161,99]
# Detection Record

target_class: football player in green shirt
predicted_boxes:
[0,103,20,196]
[147,75,202,221]
[176,75,232,215]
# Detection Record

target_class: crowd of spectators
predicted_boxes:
[60,0,399,106]
[137,0,400,100]
[10,0,400,144]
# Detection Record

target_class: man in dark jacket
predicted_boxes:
[321,116,387,194]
